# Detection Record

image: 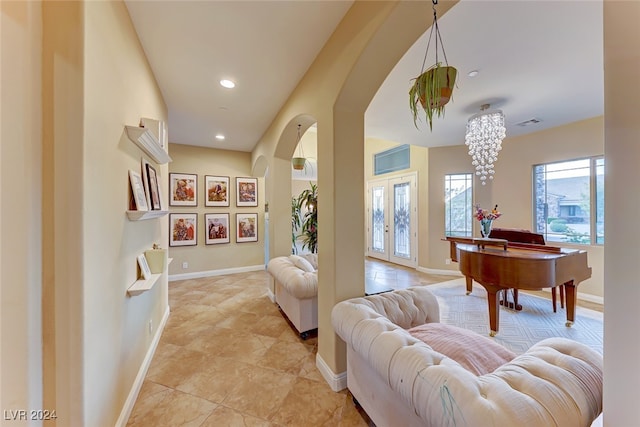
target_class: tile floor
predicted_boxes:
[126,257,602,426]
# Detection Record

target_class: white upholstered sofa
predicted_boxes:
[332,286,603,427]
[267,254,318,338]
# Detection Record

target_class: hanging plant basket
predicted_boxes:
[409,63,457,130]
[408,0,458,131]
[291,157,306,170]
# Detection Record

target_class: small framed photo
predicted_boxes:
[137,253,152,280]
[236,213,258,243]
[169,213,197,247]
[169,173,197,206]
[236,177,258,207]
[205,175,230,207]
[205,213,230,245]
[128,170,149,211]
[145,163,162,210]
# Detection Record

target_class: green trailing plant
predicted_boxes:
[296,183,318,254]
[408,0,457,131]
[409,63,457,130]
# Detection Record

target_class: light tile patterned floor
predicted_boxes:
[126,258,602,426]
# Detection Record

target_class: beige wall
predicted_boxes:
[427,117,604,298]
[168,144,265,276]
[82,2,170,424]
[1,0,44,415]
[603,0,640,423]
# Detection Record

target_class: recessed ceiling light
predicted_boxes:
[467,70,479,77]
[220,79,235,89]
[215,134,225,140]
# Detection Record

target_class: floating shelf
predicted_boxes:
[127,273,162,297]
[125,125,172,164]
[126,210,168,221]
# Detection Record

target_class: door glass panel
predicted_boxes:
[371,185,385,253]
[394,182,411,259]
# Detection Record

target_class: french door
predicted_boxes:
[366,173,417,268]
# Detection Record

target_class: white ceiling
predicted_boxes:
[125,0,603,152]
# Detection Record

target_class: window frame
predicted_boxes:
[532,155,604,246]
[444,173,473,238]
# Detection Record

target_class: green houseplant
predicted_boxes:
[409,62,457,130]
[291,196,301,254]
[296,183,318,254]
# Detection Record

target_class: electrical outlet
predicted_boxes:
[445,258,452,265]
[182,261,188,269]
[148,319,153,334]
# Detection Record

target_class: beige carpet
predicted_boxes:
[426,278,603,355]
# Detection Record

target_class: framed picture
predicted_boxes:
[128,170,149,211]
[205,175,230,207]
[236,177,258,207]
[205,213,230,244]
[169,213,197,247]
[140,158,153,209]
[145,163,162,210]
[169,173,197,206]
[137,253,152,280]
[236,213,258,243]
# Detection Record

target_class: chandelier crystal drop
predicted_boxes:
[464,104,506,185]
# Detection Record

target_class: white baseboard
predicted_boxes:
[416,266,462,277]
[169,264,265,281]
[115,305,170,427]
[537,287,604,305]
[316,353,347,392]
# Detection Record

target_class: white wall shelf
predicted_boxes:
[127,273,162,297]
[126,210,168,221]
[125,125,172,164]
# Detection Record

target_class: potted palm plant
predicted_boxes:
[296,183,318,253]
[291,196,301,254]
[409,63,457,130]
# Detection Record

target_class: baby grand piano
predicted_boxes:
[446,228,591,336]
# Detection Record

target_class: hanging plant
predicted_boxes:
[409,63,457,130]
[408,0,457,130]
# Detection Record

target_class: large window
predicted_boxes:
[445,174,473,237]
[533,157,604,245]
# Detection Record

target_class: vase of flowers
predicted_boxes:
[475,204,501,238]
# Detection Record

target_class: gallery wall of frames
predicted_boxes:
[166,174,259,247]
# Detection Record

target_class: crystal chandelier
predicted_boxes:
[464,104,506,185]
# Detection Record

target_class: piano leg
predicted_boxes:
[564,280,577,327]
[485,287,501,336]
[465,276,473,295]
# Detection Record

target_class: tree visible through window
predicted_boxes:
[533,157,604,245]
[445,174,473,237]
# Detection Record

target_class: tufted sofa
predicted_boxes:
[332,286,603,427]
[267,254,318,338]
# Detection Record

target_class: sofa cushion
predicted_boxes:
[408,323,516,376]
[289,254,315,272]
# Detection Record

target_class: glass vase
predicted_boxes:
[480,219,493,238]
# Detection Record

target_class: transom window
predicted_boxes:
[533,157,604,245]
[445,173,473,237]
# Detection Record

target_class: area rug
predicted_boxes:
[425,278,603,355]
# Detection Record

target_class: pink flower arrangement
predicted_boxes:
[475,204,501,221]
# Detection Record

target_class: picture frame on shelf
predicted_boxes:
[236,177,258,207]
[140,158,153,209]
[169,173,197,206]
[205,175,230,207]
[145,163,162,210]
[128,170,149,211]
[169,213,197,247]
[137,253,152,280]
[236,213,258,243]
[205,213,230,245]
